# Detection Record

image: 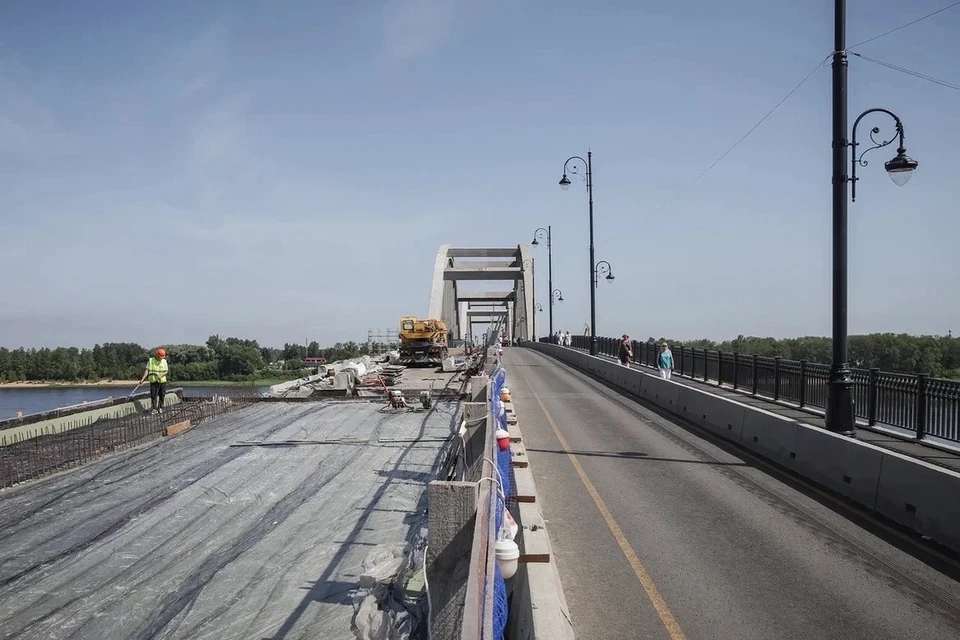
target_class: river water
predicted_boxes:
[0,386,268,421]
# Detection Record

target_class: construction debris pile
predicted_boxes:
[365,365,405,387]
[266,350,481,401]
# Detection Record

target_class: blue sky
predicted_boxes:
[1,0,958,349]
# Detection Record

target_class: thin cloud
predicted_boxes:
[0,53,72,158]
[380,0,481,64]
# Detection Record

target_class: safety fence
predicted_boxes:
[0,396,255,490]
[547,335,960,444]
[454,323,514,640]
[488,358,512,639]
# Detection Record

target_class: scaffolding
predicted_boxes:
[367,328,399,356]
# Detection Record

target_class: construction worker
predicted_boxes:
[139,348,169,414]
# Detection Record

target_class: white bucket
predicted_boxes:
[504,510,519,540]
[495,538,520,579]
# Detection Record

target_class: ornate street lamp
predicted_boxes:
[532,226,554,337]
[850,108,918,202]
[828,0,918,436]
[594,260,615,288]
[558,152,597,354]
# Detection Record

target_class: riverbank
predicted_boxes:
[0,380,140,389]
[0,379,292,389]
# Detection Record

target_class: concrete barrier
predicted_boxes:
[0,391,182,444]
[875,454,960,552]
[740,406,796,464]
[525,343,960,555]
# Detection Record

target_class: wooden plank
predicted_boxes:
[461,380,496,640]
[509,424,523,442]
[163,419,192,437]
[517,501,552,563]
[511,464,537,503]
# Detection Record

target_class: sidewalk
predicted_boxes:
[572,348,960,474]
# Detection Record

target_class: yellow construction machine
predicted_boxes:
[398,317,449,366]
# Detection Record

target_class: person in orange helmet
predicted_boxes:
[139,348,169,414]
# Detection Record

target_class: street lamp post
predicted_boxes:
[828,0,918,436]
[532,226,553,338]
[523,258,536,341]
[559,152,596,355]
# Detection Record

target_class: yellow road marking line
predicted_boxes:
[515,365,687,640]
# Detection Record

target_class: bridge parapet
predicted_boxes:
[550,334,960,446]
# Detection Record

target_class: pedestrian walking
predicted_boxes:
[658,342,674,380]
[618,334,633,367]
[564,331,572,346]
[139,348,169,414]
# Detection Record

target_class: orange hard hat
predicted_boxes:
[156,348,166,359]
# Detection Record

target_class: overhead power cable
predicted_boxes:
[597,54,831,246]
[852,52,960,92]
[545,4,960,282]
[850,1,960,49]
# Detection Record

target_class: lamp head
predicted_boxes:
[531,237,539,245]
[559,175,571,190]
[884,149,918,187]
[605,273,615,282]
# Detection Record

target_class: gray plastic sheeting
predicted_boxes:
[0,400,459,640]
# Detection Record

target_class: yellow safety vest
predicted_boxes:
[147,357,168,383]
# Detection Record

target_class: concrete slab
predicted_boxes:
[875,453,960,552]
[639,373,679,411]
[739,408,797,465]
[511,441,529,468]
[517,501,551,563]
[511,464,538,503]
[791,425,883,508]
[674,385,746,439]
[0,401,458,639]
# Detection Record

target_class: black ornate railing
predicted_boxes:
[537,335,960,444]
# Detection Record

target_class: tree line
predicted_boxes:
[0,335,389,383]
[4,332,956,383]
[645,333,960,379]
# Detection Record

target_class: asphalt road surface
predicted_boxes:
[504,347,960,640]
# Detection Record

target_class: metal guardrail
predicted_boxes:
[544,335,960,444]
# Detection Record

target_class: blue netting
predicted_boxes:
[492,563,508,640]
[497,446,512,503]
[487,363,510,639]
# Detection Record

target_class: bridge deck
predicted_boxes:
[0,401,456,639]
[504,348,960,640]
